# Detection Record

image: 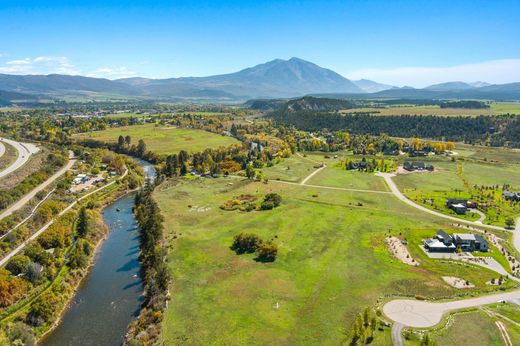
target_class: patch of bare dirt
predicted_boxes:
[386,236,418,266]
[442,276,474,289]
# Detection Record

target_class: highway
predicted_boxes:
[0,138,40,179]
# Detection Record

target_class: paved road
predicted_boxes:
[0,142,5,159]
[0,138,39,179]
[383,217,520,330]
[513,217,520,257]
[383,290,520,328]
[377,172,507,231]
[0,189,55,240]
[0,151,76,221]
[0,169,128,267]
[380,173,520,339]
[391,323,404,346]
[469,208,486,223]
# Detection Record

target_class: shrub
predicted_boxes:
[263,193,282,207]
[230,233,263,254]
[255,242,278,262]
[260,201,275,210]
[6,255,31,276]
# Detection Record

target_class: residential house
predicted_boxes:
[403,161,434,172]
[424,230,488,253]
[503,191,520,201]
[424,230,456,252]
[453,233,489,252]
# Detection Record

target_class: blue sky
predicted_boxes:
[1,0,519,86]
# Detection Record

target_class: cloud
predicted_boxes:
[0,56,137,79]
[87,66,137,79]
[346,59,520,88]
[0,56,80,75]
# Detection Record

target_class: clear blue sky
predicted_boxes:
[1,0,519,86]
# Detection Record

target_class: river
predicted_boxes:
[41,159,155,346]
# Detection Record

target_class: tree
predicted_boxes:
[6,255,31,276]
[125,135,132,147]
[245,164,256,179]
[68,239,91,269]
[137,139,147,156]
[420,333,436,346]
[76,207,90,238]
[118,135,125,149]
[230,123,238,136]
[180,162,188,176]
[7,322,36,346]
[505,217,515,229]
[27,293,59,326]
[256,242,278,262]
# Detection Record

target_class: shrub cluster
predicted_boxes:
[230,233,278,262]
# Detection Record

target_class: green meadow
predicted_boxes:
[74,123,239,154]
[154,174,511,345]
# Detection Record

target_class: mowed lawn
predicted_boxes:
[75,124,239,154]
[154,177,495,345]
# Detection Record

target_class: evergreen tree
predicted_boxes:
[76,207,90,238]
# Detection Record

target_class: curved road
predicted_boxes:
[0,168,128,267]
[377,172,506,232]
[0,138,40,179]
[0,151,76,221]
[384,213,520,330]
[0,142,5,159]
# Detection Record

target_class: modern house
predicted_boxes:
[403,161,434,172]
[424,230,488,253]
[453,233,489,252]
[445,199,479,214]
[503,191,520,201]
[424,230,456,252]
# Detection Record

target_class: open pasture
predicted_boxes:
[340,101,520,117]
[154,175,506,345]
[74,123,239,154]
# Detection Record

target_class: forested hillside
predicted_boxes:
[270,111,520,147]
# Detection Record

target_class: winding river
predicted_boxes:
[41,159,155,346]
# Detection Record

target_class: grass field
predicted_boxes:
[153,174,511,345]
[74,123,239,154]
[340,101,520,117]
[393,156,520,226]
[431,311,505,345]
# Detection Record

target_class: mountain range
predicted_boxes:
[0,58,519,103]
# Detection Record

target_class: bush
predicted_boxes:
[6,255,31,276]
[8,322,36,346]
[230,233,263,254]
[260,201,275,210]
[255,242,278,262]
[263,193,282,207]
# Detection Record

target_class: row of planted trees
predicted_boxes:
[125,181,170,345]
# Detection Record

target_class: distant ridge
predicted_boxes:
[0,59,519,101]
[0,58,362,101]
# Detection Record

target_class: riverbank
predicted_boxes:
[39,157,155,345]
[38,186,136,342]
